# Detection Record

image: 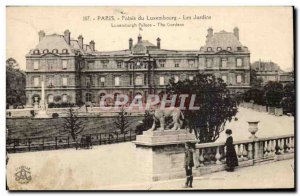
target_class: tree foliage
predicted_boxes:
[62,107,84,141]
[264,81,284,107]
[114,107,129,134]
[6,58,26,107]
[166,73,238,143]
[135,111,154,135]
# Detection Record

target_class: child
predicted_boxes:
[183,142,194,188]
[225,129,238,172]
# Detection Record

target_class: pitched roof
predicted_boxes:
[201,30,249,53]
[132,40,157,54]
[31,34,73,54]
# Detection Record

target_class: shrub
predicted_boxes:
[52,113,59,118]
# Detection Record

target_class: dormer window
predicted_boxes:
[62,49,68,54]
[52,49,58,54]
[227,47,232,51]
[207,47,212,52]
[217,47,222,51]
[43,49,49,54]
[237,47,242,51]
[33,50,40,55]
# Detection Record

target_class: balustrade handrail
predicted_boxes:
[196,133,294,149]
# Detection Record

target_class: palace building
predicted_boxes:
[25,27,251,106]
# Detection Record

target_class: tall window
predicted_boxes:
[86,76,91,86]
[48,77,54,87]
[144,74,147,85]
[100,77,105,86]
[33,61,39,70]
[86,93,92,102]
[221,58,227,68]
[135,76,143,86]
[174,75,179,83]
[159,76,164,85]
[221,75,227,83]
[34,77,39,87]
[117,61,122,69]
[237,58,243,67]
[62,94,68,102]
[62,60,68,69]
[159,60,165,68]
[237,75,242,83]
[115,76,120,86]
[188,60,195,67]
[206,58,213,68]
[99,93,106,101]
[62,77,68,87]
[48,95,54,103]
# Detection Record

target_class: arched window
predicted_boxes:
[114,93,120,101]
[99,93,106,101]
[86,93,92,102]
[62,49,68,54]
[134,93,143,103]
[52,49,58,54]
[48,94,54,103]
[43,49,49,54]
[33,49,40,55]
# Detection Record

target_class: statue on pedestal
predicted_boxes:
[147,107,185,131]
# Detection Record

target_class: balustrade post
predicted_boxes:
[253,140,261,160]
[242,144,248,161]
[290,137,294,152]
[271,140,276,157]
[199,149,204,166]
[248,143,253,160]
[279,139,284,154]
[263,141,268,158]
[194,149,200,168]
[215,146,221,165]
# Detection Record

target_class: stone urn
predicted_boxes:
[247,121,259,139]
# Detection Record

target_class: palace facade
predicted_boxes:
[25,27,251,106]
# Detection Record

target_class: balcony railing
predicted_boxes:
[194,134,294,168]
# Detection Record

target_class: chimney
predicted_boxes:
[156,37,161,49]
[138,34,142,43]
[78,35,83,49]
[129,38,133,50]
[233,27,239,40]
[64,30,71,45]
[38,30,45,41]
[90,40,95,51]
[206,27,213,39]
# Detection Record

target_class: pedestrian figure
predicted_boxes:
[183,142,194,188]
[225,129,238,172]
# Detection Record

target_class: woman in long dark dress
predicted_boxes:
[225,129,238,172]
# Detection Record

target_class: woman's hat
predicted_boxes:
[225,129,232,135]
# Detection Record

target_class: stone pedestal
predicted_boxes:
[133,129,197,181]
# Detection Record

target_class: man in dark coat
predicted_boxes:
[183,142,194,188]
[225,129,238,172]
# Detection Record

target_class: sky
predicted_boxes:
[6,6,294,71]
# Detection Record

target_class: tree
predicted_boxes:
[250,69,263,88]
[135,110,154,135]
[282,82,295,115]
[6,58,26,107]
[114,107,129,134]
[166,73,238,143]
[62,107,84,141]
[264,81,284,108]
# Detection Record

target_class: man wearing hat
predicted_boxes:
[183,141,194,188]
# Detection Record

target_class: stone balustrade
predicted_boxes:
[195,134,294,174]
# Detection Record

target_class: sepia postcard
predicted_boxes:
[6,6,295,191]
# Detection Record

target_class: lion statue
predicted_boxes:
[147,107,185,131]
